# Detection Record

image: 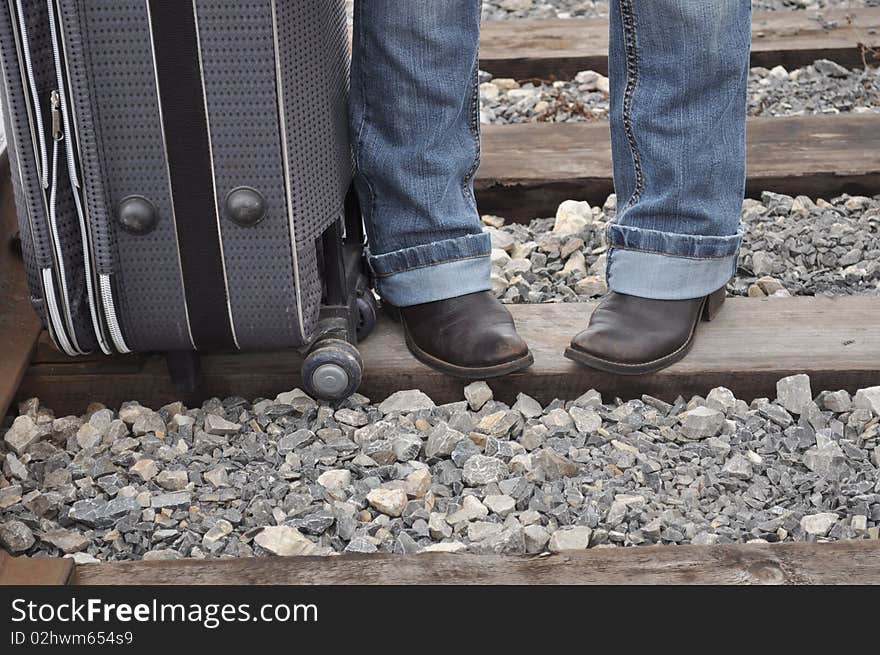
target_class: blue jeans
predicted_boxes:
[352,1,751,306]
[606,0,751,299]
[351,0,489,306]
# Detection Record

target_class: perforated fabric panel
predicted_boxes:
[0,3,54,269]
[0,1,95,348]
[76,0,193,352]
[195,0,303,350]
[0,41,46,327]
[58,0,115,277]
[275,0,353,338]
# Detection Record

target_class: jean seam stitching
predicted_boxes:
[372,252,489,279]
[618,0,644,213]
[462,50,482,211]
[352,1,377,249]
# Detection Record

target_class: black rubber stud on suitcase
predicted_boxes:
[302,339,363,402]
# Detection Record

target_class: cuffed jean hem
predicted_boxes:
[606,223,743,259]
[369,233,492,307]
[607,248,738,300]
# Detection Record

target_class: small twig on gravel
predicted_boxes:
[859,42,880,69]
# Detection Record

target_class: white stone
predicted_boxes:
[129,459,159,482]
[819,390,852,413]
[204,466,229,488]
[575,275,607,296]
[378,390,436,415]
[569,406,602,433]
[464,381,493,411]
[561,250,587,276]
[429,513,453,540]
[524,524,551,554]
[446,495,489,524]
[317,469,351,491]
[490,248,511,267]
[801,512,839,536]
[468,522,504,542]
[853,387,880,416]
[679,406,725,440]
[202,520,234,548]
[254,526,315,556]
[548,526,592,553]
[462,455,509,486]
[76,424,102,450]
[776,374,813,414]
[5,453,28,481]
[553,200,593,235]
[4,416,45,454]
[203,415,241,436]
[155,470,188,491]
[484,494,516,516]
[706,387,737,412]
[367,488,408,517]
[405,469,432,498]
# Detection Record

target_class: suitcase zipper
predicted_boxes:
[8,0,82,355]
[48,0,113,354]
[47,88,86,355]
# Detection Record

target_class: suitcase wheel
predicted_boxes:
[356,290,378,342]
[302,339,363,402]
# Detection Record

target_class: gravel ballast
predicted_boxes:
[482,1,879,20]
[479,61,880,124]
[485,192,880,304]
[1,377,879,562]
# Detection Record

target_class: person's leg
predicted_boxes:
[351,0,532,378]
[567,0,751,375]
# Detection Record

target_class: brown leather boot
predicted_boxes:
[389,291,534,379]
[564,287,727,375]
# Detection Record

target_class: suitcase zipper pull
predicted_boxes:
[51,89,63,141]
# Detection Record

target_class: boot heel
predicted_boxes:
[702,287,727,322]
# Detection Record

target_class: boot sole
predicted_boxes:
[564,288,727,376]
[404,329,535,380]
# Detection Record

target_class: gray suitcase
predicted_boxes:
[1,1,374,399]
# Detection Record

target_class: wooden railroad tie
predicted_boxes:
[479,8,880,80]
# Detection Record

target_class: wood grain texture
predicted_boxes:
[476,114,880,219]
[0,552,74,586]
[0,158,42,421]
[480,8,880,79]
[72,541,880,585]
[17,297,880,416]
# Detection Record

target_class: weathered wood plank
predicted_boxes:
[0,157,42,421]
[17,296,880,416]
[72,542,880,585]
[476,114,880,220]
[0,552,74,586]
[480,9,880,80]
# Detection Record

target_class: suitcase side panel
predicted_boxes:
[275,0,353,340]
[57,0,115,278]
[0,77,46,328]
[194,0,305,350]
[76,1,195,352]
[0,4,55,272]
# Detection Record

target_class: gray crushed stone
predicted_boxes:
[482,1,878,20]
[484,192,880,304]
[479,61,880,124]
[2,376,879,562]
